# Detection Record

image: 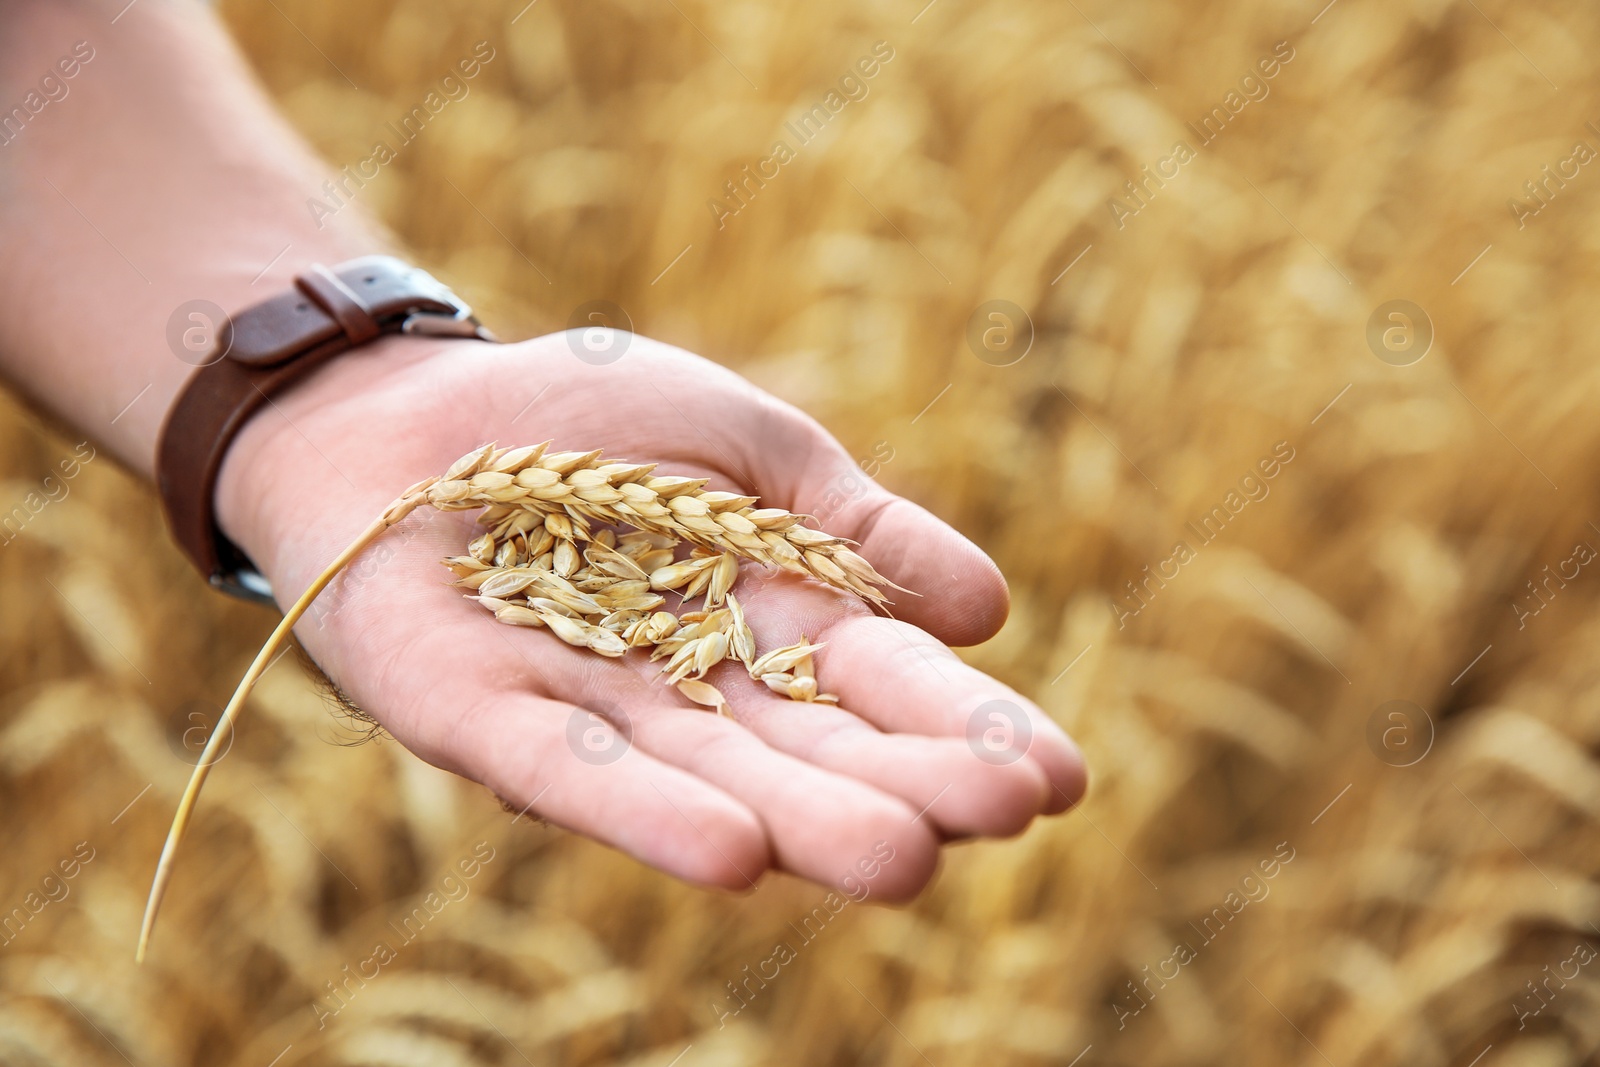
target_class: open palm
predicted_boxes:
[215,329,1087,900]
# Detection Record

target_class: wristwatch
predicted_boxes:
[155,255,495,604]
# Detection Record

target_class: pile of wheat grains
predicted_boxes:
[4,0,1600,1065]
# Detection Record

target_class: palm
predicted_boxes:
[229,331,1086,899]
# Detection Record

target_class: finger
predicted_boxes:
[613,697,943,902]
[838,494,1011,648]
[814,614,1088,815]
[702,658,1050,839]
[729,396,1010,647]
[358,580,942,900]
[399,684,773,891]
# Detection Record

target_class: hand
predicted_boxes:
[215,329,1087,900]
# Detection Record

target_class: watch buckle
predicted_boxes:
[401,305,496,341]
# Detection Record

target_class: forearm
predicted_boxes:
[0,0,392,479]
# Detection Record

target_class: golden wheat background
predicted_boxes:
[4,0,1598,1063]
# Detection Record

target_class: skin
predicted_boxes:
[0,0,1086,901]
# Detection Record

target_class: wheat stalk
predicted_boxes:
[137,443,899,960]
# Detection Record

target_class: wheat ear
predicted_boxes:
[136,482,436,962]
[419,443,914,602]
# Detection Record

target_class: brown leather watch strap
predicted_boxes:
[156,255,493,602]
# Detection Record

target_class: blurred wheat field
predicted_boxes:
[5,0,1600,1063]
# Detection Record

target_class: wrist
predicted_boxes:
[211,332,473,599]
[155,253,494,601]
